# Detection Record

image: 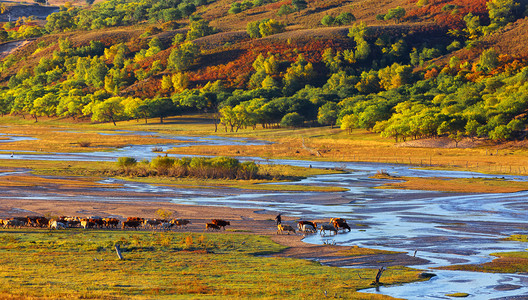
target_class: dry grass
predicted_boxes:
[2,115,528,180]
[378,177,528,194]
[439,251,528,274]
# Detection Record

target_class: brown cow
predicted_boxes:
[330,218,351,232]
[277,224,296,235]
[170,219,191,229]
[143,219,163,229]
[103,218,120,228]
[122,220,142,230]
[297,221,317,231]
[211,219,230,230]
[206,223,221,231]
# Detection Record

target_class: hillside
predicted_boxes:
[0,0,527,144]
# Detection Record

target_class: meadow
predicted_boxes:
[0,229,425,299]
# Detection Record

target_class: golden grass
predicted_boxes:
[337,245,403,256]
[2,115,528,180]
[0,174,119,188]
[377,177,528,193]
[439,251,528,273]
[0,230,425,299]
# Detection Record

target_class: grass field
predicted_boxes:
[0,229,424,299]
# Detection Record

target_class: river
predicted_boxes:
[1,130,527,299]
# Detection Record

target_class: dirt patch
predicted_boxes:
[0,40,32,59]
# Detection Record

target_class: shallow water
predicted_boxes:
[1,130,527,299]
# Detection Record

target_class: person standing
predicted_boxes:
[275,213,282,225]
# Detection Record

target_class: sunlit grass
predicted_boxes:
[1,115,528,178]
[0,158,346,192]
[439,251,528,273]
[376,176,528,193]
[0,230,425,299]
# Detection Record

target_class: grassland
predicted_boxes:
[1,115,528,194]
[439,251,528,274]
[0,229,424,299]
[376,176,528,194]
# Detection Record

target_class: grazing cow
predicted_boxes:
[170,219,191,229]
[211,219,230,230]
[206,223,221,231]
[160,222,173,231]
[319,224,338,236]
[27,216,41,227]
[127,217,144,222]
[49,220,67,229]
[122,220,142,230]
[103,218,120,228]
[81,219,96,229]
[3,219,24,229]
[144,219,163,229]
[300,224,316,233]
[297,221,317,231]
[277,224,296,235]
[330,218,351,232]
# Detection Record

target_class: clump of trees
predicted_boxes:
[116,156,259,179]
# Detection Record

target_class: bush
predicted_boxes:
[117,157,137,168]
[321,15,335,27]
[151,156,175,174]
[280,112,304,128]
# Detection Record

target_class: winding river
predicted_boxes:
[1,130,527,299]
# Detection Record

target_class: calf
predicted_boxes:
[277,224,296,235]
[212,219,230,230]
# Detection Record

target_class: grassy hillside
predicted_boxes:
[0,0,527,146]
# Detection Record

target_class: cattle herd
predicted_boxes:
[0,216,197,231]
[277,218,352,236]
[0,215,351,236]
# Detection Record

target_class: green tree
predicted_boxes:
[280,112,304,128]
[90,97,125,126]
[168,41,199,72]
[384,6,406,23]
[340,114,358,134]
[487,0,519,28]
[335,12,355,25]
[292,0,307,11]
[477,48,499,73]
[186,19,215,41]
[317,102,338,127]
[147,97,178,123]
[321,15,335,27]
[259,19,285,37]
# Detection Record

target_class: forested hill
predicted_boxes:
[0,0,528,143]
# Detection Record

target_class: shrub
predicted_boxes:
[280,112,304,128]
[151,156,175,174]
[321,15,335,27]
[117,157,137,169]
